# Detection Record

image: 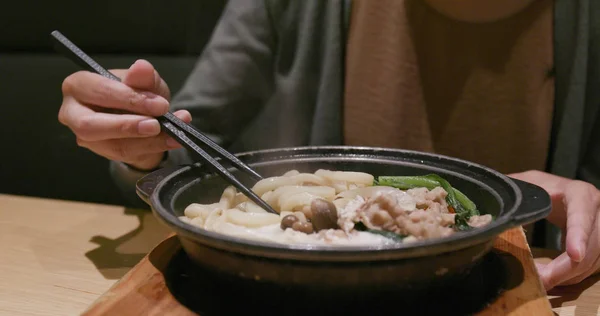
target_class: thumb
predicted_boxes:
[537,252,577,290]
[563,183,598,262]
[123,59,171,100]
[534,261,547,274]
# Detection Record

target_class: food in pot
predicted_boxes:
[179,170,493,246]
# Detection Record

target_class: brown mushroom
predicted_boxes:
[280,214,299,230]
[292,221,314,234]
[281,214,314,234]
[310,198,339,231]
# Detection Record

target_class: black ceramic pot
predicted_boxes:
[136,146,551,292]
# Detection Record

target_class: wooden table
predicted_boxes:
[0,193,598,316]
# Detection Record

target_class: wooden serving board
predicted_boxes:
[82,227,553,316]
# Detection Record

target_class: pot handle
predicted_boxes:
[509,177,552,226]
[135,166,180,206]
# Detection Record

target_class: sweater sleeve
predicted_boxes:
[109,0,277,207]
[169,0,276,146]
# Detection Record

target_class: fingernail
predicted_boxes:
[166,137,179,148]
[131,59,144,69]
[138,119,160,136]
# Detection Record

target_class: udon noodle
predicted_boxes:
[179,170,493,246]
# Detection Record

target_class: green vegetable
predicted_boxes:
[354,222,406,241]
[376,174,481,231]
[376,176,476,212]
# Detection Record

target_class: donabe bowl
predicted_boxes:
[136,146,550,290]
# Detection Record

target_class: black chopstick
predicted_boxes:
[50,30,278,215]
[157,117,277,214]
[160,111,262,181]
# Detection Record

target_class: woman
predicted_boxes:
[57,0,600,290]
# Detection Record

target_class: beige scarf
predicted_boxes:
[343,0,555,174]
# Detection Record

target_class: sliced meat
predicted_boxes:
[354,187,456,239]
[468,214,493,228]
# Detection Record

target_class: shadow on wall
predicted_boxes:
[0,0,226,207]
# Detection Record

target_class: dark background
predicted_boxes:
[0,0,226,207]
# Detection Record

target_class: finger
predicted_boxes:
[78,133,179,164]
[561,260,600,286]
[165,110,193,148]
[107,69,127,79]
[534,261,547,273]
[561,256,600,286]
[562,215,600,285]
[62,71,169,116]
[173,109,192,122]
[564,182,599,262]
[77,109,193,154]
[60,97,162,141]
[58,95,94,126]
[534,261,548,286]
[538,252,578,290]
[122,59,171,100]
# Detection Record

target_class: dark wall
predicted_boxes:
[0,1,226,207]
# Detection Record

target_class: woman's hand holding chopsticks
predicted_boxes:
[58,59,192,170]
